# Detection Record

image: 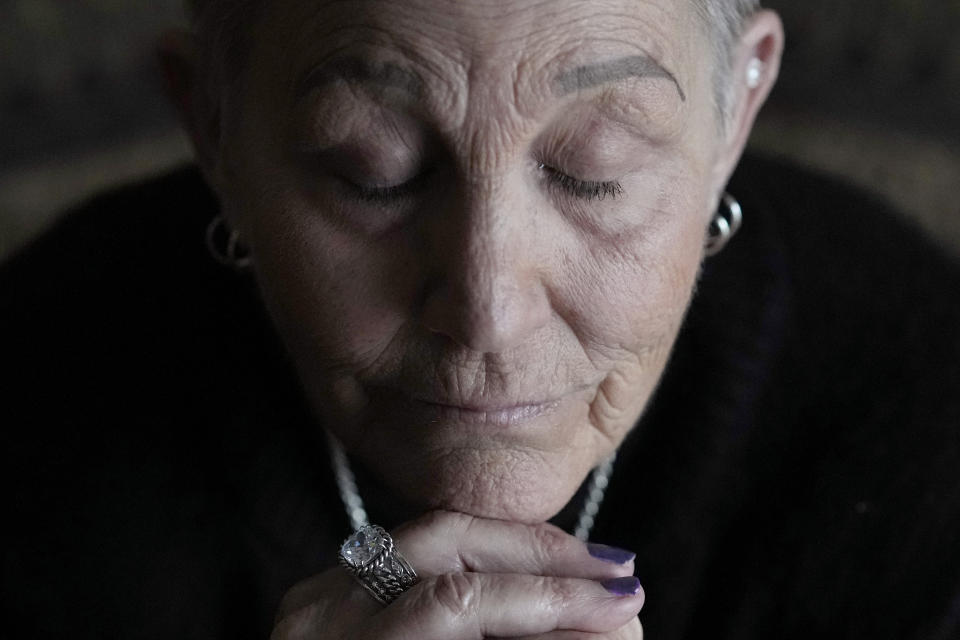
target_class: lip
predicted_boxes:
[412,397,562,426]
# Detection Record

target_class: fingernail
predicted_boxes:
[587,543,636,564]
[601,576,642,596]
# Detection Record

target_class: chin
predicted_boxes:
[313,374,616,522]
[368,441,593,523]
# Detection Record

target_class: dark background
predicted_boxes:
[1,0,958,259]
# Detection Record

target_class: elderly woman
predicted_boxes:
[4,0,960,638]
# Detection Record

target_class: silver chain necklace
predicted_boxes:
[327,433,616,541]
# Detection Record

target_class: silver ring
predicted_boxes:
[338,525,419,606]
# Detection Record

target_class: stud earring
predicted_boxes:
[746,58,764,89]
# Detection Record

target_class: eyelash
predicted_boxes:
[538,163,623,201]
[343,163,623,205]
[346,171,429,205]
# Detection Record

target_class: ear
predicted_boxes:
[710,10,784,198]
[157,29,222,186]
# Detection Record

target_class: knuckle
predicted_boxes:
[427,572,482,620]
[540,575,576,615]
[530,522,571,564]
[274,578,317,621]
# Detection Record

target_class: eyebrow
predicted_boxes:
[296,56,423,98]
[552,55,686,101]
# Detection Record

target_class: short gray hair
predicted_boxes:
[693,0,762,124]
[186,0,760,124]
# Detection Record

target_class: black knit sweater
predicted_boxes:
[3,153,959,639]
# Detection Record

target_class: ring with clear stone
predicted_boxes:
[338,524,419,605]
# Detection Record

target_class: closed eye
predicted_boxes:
[538,163,623,201]
[343,168,433,205]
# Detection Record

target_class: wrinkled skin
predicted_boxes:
[164,0,782,636]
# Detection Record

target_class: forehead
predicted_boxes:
[249,0,706,112]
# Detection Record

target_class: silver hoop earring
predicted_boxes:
[205,215,252,270]
[704,193,743,257]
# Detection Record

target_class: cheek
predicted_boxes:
[243,196,417,380]
[555,178,708,439]
[563,184,707,354]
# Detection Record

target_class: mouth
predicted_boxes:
[411,397,562,426]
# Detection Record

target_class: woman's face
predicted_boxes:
[214,0,736,522]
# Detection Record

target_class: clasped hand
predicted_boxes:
[271,511,644,639]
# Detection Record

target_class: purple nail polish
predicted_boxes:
[601,576,642,596]
[587,543,636,564]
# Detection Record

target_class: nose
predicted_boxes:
[419,183,551,353]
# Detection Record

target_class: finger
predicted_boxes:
[276,513,638,634]
[394,511,635,579]
[274,568,380,625]
[513,616,644,640]
[369,572,645,640]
